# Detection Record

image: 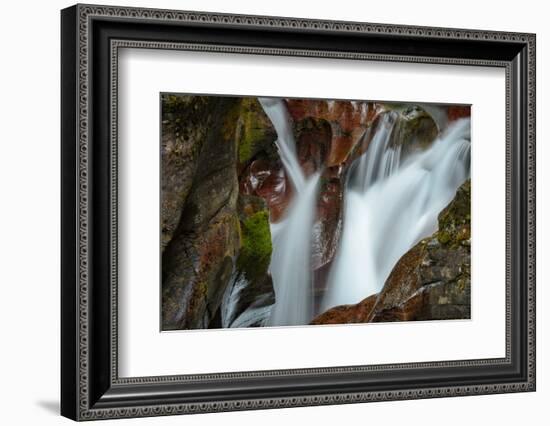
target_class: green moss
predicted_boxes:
[237,210,272,280]
[391,107,437,150]
[198,281,208,298]
[456,225,470,242]
[162,94,184,113]
[162,94,200,114]
[221,101,242,142]
[456,277,467,292]
[237,98,270,164]
[439,180,470,228]
[437,231,451,245]
[379,102,405,111]
[239,125,265,163]
[436,180,471,247]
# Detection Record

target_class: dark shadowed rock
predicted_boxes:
[162,96,242,330]
[161,95,221,251]
[447,105,471,122]
[162,96,278,330]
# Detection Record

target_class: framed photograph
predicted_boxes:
[61,4,536,421]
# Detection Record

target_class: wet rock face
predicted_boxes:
[237,99,292,224]
[310,295,377,325]
[347,105,438,163]
[161,96,219,252]
[312,179,471,324]
[295,117,331,176]
[311,173,344,271]
[162,96,242,330]
[286,98,379,167]
[447,105,471,122]
[294,117,344,271]
[235,97,278,168]
[161,96,277,331]
[387,105,438,155]
[240,158,291,223]
[369,225,471,322]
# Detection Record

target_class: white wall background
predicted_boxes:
[0,0,546,424]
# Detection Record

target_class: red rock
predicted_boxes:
[295,117,331,175]
[240,159,294,223]
[311,173,344,271]
[286,99,382,168]
[447,105,471,122]
[310,294,378,325]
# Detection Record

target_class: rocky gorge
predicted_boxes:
[160,94,471,330]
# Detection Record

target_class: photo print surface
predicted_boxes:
[161,95,471,331]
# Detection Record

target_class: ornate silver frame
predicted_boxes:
[61,4,536,421]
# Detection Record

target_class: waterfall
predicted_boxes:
[223,98,470,328]
[220,273,247,328]
[258,98,305,192]
[258,97,320,326]
[353,111,401,191]
[322,117,471,311]
[230,303,273,328]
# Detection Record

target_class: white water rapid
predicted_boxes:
[322,116,471,311]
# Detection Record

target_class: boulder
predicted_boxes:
[388,104,438,153]
[310,295,377,325]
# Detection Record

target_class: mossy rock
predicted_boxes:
[235,98,277,165]
[161,95,243,330]
[372,105,437,154]
[436,179,471,247]
[390,105,438,152]
[237,210,272,281]
[236,195,272,280]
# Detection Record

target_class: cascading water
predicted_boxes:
[322,116,471,311]
[220,268,275,328]
[267,174,320,325]
[354,112,402,191]
[223,98,320,328]
[224,99,470,328]
[258,97,320,326]
[220,273,247,328]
